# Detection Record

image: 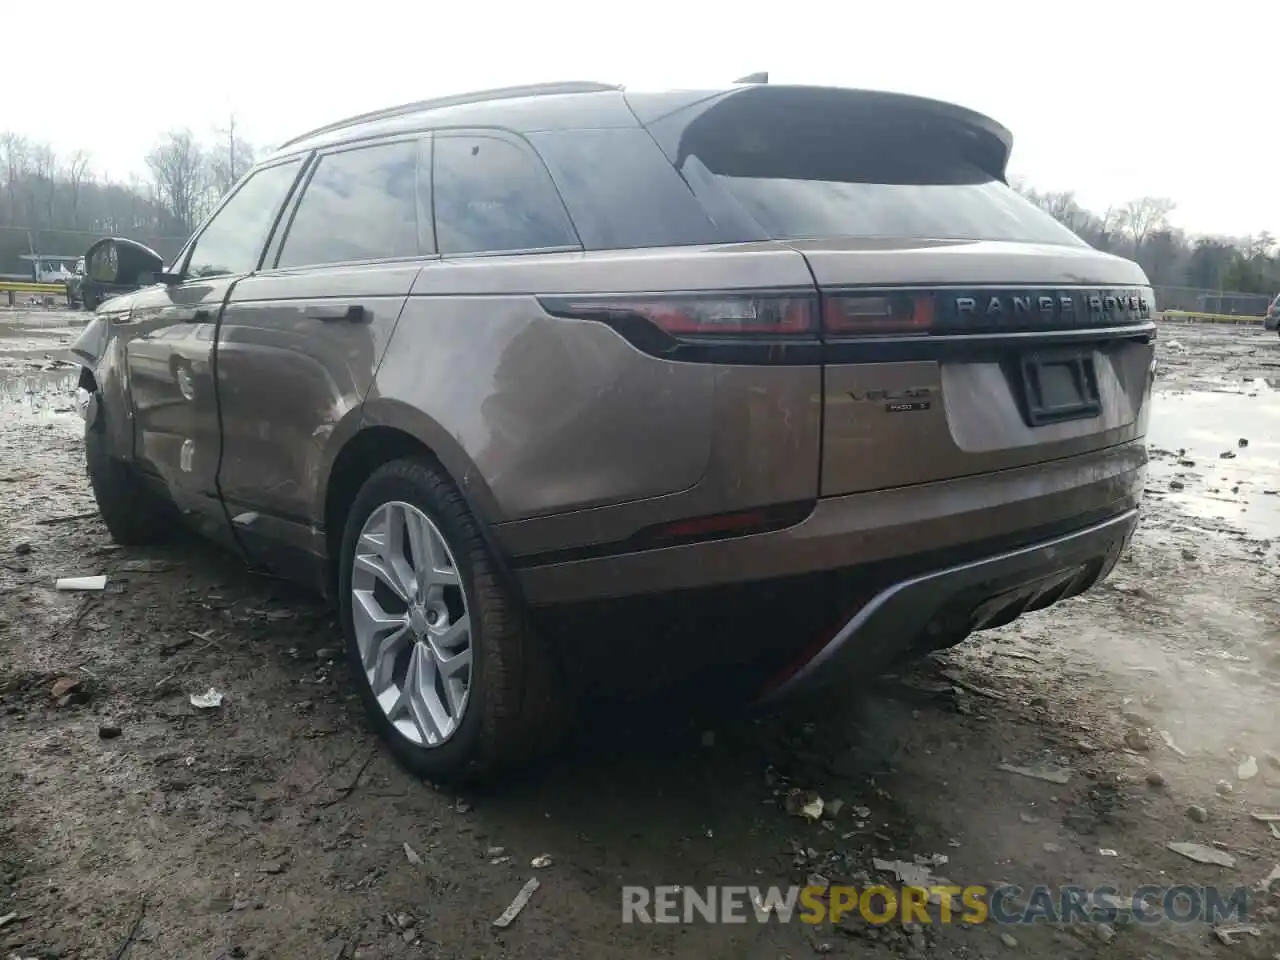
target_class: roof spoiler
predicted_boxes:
[640,84,1014,183]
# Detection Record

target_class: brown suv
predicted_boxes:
[70,81,1155,781]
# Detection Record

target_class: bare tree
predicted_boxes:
[208,115,257,197]
[63,150,92,228]
[146,129,207,233]
[30,143,57,229]
[0,132,31,225]
[1118,196,1176,249]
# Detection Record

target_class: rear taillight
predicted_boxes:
[822,293,935,335]
[539,293,817,337]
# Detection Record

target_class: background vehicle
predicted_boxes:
[1265,293,1279,332]
[71,81,1156,783]
[65,256,86,307]
[18,254,76,283]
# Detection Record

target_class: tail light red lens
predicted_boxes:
[822,293,935,335]
[540,293,817,336]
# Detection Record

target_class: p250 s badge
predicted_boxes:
[848,386,934,413]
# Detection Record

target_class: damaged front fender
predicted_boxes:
[70,314,109,371]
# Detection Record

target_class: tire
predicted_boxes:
[85,421,179,545]
[338,457,567,784]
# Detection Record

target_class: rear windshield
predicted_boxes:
[678,99,1085,247]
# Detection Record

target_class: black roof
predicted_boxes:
[266,81,1014,177]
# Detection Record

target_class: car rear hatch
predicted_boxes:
[639,84,1156,496]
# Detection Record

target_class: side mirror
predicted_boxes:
[85,237,166,287]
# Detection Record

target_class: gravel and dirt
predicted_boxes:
[1,309,1278,960]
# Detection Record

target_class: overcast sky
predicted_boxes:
[9,0,1275,238]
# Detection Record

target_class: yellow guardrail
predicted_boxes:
[0,281,67,294]
[1159,310,1263,325]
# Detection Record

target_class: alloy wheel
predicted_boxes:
[350,501,473,746]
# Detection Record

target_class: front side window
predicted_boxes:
[183,159,302,279]
[276,140,421,269]
[432,134,578,256]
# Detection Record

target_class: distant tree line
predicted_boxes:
[1,125,1276,301]
[1010,181,1279,298]
[0,121,258,271]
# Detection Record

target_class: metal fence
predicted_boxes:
[1152,285,1272,317]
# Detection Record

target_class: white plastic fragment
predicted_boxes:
[1167,842,1235,867]
[492,877,540,929]
[55,575,106,591]
[189,688,225,709]
[998,762,1072,785]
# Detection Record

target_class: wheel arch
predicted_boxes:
[320,398,510,598]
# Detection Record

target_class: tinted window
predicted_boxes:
[433,134,578,255]
[277,141,421,268]
[680,103,1084,246]
[184,160,302,278]
[527,129,721,250]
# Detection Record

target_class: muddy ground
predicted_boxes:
[1,309,1278,960]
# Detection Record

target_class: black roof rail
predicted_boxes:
[278,81,622,148]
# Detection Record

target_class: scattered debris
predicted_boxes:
[189,688,224,709]
[997,762,1072,785]
[0,912,19,929]
[98,724,122,740]
[785,789,824,821]
[1124,729,1152,752]
[822,798,845,820]
[1217,780,1235,796]
[1159,730,1188,757]
[1253,865,1280,893]
[852,805,871,820]
[1146,770,1166,787]
[1099,848,1119,857]
[13,540,32,556]
[1238,756,1258,781]
[1167,842,1235,867]
[530,854,553,869]
[999,932,1018,948]
[1096,922,1116,944]
[55,574,106,591]
[1213,923,1261,946]
[1187,805,1209,823]
[873,858,934,888]
[492,877,540,929]
[485,846,507,859]
[1250,812,1280,823]
[258,860,286,875]
[36,511,99,526]
[1238,438,1249,448]
[403,842,423,866]
[1169,479,1185,491]
[1219,450,1237,459]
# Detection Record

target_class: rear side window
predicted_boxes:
[277,140,421,268]
[674,96,1085,247]
[527,129,721,250]
[432,134,579,256]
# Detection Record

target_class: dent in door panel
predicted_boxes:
[217,268,414,525]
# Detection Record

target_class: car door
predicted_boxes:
[215,136,429,583]
[124,158,305,545]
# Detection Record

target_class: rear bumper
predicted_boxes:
[515,439,1147,605]
[757,507,1137,703]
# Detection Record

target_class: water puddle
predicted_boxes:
[1148,383,1280,540]
[0,368,80,426]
